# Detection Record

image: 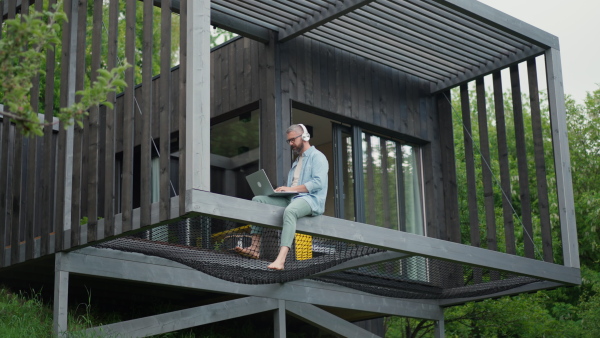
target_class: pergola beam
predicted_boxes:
[211,6,270,44]
[430,0,560,50]
[278,0,377,42]
[150,0,271,43]
[432,45,544,93]
[186,189,580,285]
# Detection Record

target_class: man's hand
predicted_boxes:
[275,185,309,193]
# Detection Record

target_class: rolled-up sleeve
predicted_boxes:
[288,146,329,216]
[303,155,327,193]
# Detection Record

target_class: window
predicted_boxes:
[291,108,426,279]
[209,109,260,200]
[334,125,425,236]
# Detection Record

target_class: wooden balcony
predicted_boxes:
[0,1,579,336]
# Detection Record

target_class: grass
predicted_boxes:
[0,284,307,337]
[0,286,59,337]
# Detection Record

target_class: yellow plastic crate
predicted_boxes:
[295,233,312,260]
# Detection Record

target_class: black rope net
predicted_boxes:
[96,215,540,299]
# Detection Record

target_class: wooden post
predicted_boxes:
[53,253,69,336]
[185,0,211,193]
[274,299,286,338]
[545,48,579,268]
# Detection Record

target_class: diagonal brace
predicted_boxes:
[286,301,380,338]
[84,296,278,337]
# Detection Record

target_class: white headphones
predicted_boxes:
[298,124,310,142]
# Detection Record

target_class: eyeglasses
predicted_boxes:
[286,134,302,144]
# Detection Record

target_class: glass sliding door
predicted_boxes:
[362,133,400,230]
[333,124,355,221]
[400,144,424,236]
[368,133,423,235]
[334,127,427,281]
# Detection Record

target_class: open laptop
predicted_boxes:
[246,169,298,197]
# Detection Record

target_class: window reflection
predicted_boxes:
[210,109,260,200]
[361,132,423,234]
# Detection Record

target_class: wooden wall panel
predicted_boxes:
[286,37,431,141]
[437,92,460,243]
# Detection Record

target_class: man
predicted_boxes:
[235,124,329,270]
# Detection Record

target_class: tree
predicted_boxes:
[0,1,129,137]
[386,86,600,337]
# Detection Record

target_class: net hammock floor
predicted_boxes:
[95,216,540,299]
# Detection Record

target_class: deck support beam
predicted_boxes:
[274,300,286,338]
[434,309,445,338]
[286,301,379,338]
[53,253,69,336]
[66,247,442,320]
[85,296,278,337]
[186,189,580,285]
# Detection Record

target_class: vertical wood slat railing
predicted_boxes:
[71,0,87,247]
[41,0,59,258]
[22,0,36,262]
[476,78,500,254]
[0,0,186,269]
[460,83,483,283]
[104,0,119,239]
[453,57,556,262]
[140,0,153,228]
[0,0,5,268]
[527,59,553,263]
[492,71,510,257]
[159,0,172,222]
[178,0,187,216]
[509,65,535,259]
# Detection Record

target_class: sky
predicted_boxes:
[478,0,600,104]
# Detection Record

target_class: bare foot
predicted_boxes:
[267,261,284,270]
[234,246,259,259]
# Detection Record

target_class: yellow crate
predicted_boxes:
[295,233,312,260]
[211,225,251,242]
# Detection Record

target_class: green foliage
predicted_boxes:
[0,3,66,136]
[566,87,600,263]
[0,1,130,137]
[59,63,130,130]
[387,86,600,337]
[210,27,237,48]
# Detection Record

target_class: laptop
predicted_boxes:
[246,169,298,197]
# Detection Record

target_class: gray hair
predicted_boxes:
[286,124,304,134]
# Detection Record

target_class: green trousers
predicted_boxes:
[250,196,312,248]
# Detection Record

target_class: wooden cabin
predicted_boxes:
[0,0,580,337]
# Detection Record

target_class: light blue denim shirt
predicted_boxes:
[287,146,329,216]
